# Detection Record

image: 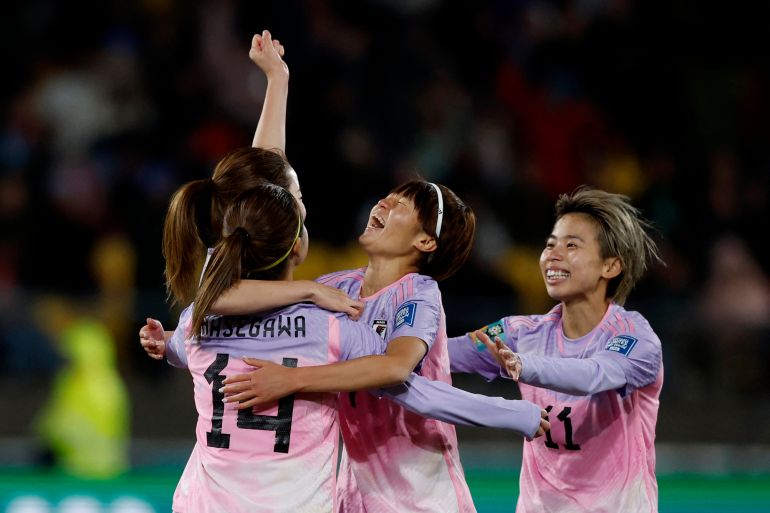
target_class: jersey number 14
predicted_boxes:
[204,353,297,453]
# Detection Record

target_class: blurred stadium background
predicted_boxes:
[1,0,769,511]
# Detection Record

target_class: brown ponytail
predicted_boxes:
[190,184,302,337]
[162,147,294,305]
[162,179,214,305]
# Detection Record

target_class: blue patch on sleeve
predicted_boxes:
[475,320,505,351]
[605,335,638,357]
[394,302,417,329]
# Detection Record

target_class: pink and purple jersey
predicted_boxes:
[171,303,388,513]
[449,303,663,513]
[319,269,477,513]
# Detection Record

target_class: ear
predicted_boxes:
[413,233,438,255]
[291,225,307,258]
[602,256,622,279]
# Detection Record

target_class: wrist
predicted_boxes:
[292,367,309,393]
[306,281,322,303]
[266,72,289,85]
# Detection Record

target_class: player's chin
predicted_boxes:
[543,284,566,302]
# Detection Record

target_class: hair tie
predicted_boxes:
[234,227,251,240]
[428,182,444,238]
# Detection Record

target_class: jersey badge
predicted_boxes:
[474,320,505,351]
[372,319,388,339]
[605,335,638,356]
[394,302,417,329]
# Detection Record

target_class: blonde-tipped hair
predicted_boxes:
[554,186,662,305]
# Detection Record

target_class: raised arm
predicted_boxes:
[249,30,289,151]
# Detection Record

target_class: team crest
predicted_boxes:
[605,335,638,356]
[372,319,388,339]
[475,320,505,351]
[394,302,417,329]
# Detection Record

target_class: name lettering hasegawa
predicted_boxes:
[200,315,307,338]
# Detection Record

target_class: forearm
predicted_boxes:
[210,279,316,315]
[293,355,411,393]
[381,374,541,438]
[517,353,627,395]
[252,75,288,150]
[447,335,502,381]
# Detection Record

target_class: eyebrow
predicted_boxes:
[546,234,585,242]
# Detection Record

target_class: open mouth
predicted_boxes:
[546,269,570,282]
[368,212,386,230]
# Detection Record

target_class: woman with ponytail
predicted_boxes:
[143,32,547,513]
[170,183,389,513]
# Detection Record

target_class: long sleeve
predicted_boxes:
[379,373,542,439]
[165,306,192,369]
[447,334,501,381]
[517,353,627,395]
[517,329,663,395]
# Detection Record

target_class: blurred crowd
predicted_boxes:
[1,0,770,471]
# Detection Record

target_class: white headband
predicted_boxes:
[428,182,444,238]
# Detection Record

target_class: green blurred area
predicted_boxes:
[2,468,769,513]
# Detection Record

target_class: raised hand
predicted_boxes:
[249,29,288,80]
[474,330,522,381]
[139,317,167,360]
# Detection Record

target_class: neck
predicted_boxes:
[278,266,294,282]
[361,255,419,297]
[560,297,611,338]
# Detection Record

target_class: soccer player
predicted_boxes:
[168,183,393,512]
[151,179,548,513]
[143,31,548,513]
[151,30,359,317]
[453,187,664,512]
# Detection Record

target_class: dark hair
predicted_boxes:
[163,147,293,305]
[190,183,302,336]
[391,180,476,281]
[554,186,662,305]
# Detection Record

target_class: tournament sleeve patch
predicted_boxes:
[394,302,417,329]
[605,335,638,357]
[474,320,505,351]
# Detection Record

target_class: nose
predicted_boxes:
[546,245,563,261]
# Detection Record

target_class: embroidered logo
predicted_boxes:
[475,320,505,351]
[394,302,417,329]
[372,319,388,339]
[605,335,638,357]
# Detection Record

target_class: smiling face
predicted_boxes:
[358,193,430,259]
[540,212,621,305]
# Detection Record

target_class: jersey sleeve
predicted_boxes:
[517,331,662,395]
[447,334,502,381]
[337,316,389,361]
[390,286,441,349]
[165,305,192,369]
[379,374,542,439]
